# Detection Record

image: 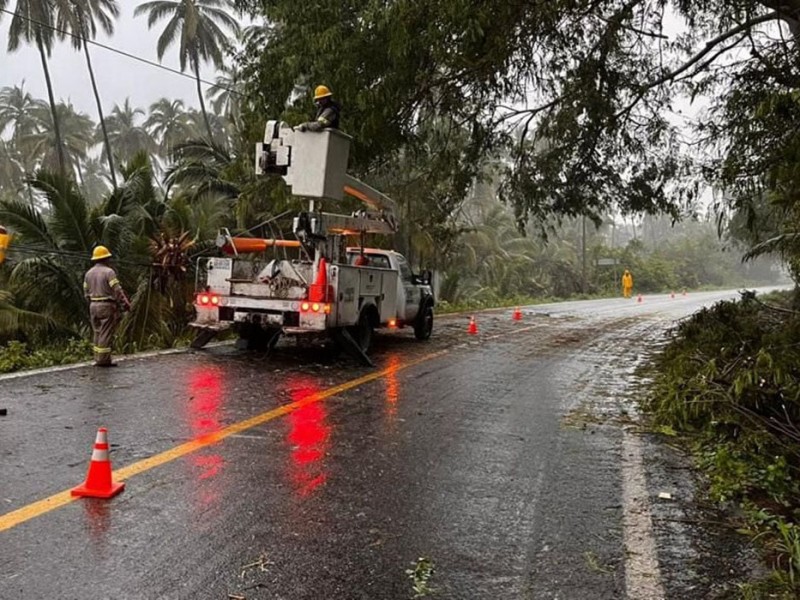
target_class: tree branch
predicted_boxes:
[614,12,784,120]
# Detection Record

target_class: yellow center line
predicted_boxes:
[0,321,540,535]
[0,349,450,534]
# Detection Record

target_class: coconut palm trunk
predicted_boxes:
[193,58,214,141]
[81,23,117,189]
[35,30,67,180]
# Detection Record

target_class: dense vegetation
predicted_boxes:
[645,292,800,597]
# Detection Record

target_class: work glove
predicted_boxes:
[297,123,308,132]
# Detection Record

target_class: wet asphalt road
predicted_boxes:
[0,289,776,599]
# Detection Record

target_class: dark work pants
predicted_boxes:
[90,302,119,365]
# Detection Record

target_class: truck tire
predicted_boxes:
[414,302,434,340]
[190,328,217,349]
[348,310,374,353]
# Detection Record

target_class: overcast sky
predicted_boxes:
[0,4,232,118]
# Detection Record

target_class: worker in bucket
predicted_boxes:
[297,85,341,132]
[621,269,633,298]
[84,246,132,367]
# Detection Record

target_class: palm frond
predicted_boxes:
[0,197,56,248]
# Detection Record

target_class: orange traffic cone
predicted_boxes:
[71,428,125,499]
[468,316,478,335]
[637,294,643,303]
[309,257,328,302]
[512,307,522,321]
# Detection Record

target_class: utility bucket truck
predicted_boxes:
[189,122,434,364]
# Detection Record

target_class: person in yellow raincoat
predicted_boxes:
[621,269,633,298]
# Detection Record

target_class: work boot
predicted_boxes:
[94,362,118,368]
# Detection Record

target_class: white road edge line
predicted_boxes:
[0,341,232,382]
[622,428,666,600]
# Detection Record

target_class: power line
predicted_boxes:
[0,7,246,100]
[8,243,158,268]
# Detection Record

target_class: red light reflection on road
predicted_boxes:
[184,366,226,515]
[384,354,401,424]
[286,378,330,497]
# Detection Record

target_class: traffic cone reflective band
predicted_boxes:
[512,307,522,321]
[71,428,125,499]
[637,294,643,303]
[468,316,478,335]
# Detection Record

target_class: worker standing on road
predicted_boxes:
[84,246,131,367]
[621,269,633,298]
[297,85,341,132]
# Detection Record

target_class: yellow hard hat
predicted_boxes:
[313,85,332,100]
[91,245,112,261]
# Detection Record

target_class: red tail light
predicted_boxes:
[300,302,330,314]
[196,293,220,307]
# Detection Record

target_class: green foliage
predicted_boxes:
[405,557,435,599]
[644,291,800,595]
[0,338,92,373]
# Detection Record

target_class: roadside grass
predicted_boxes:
[0,339,93,373]
[0,328,240,374]
[641,290,800,598]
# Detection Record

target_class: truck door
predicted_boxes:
[395,255,419,322]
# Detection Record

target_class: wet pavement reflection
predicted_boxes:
[186,365,226,521]
[286,378,330,497]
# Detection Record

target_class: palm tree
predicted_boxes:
[0,140,25,196]
[206,63,241,129]
[0,0,68,180]
[0,84,46,145]
[145,98,191,158]
[186,108,229,146]
[165,139,239,202]
[0,84,48,189]
[134,0,240,140]
[104,99,157,164]
[78,156,111,204]
[54,0,120,189]
[25,101,96,178]
[0,162,185,345]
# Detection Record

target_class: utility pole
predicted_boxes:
[582,215,587,293]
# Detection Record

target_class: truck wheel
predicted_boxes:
[190,328,217,349]
[348,310,373,353]
[414,303,434,340]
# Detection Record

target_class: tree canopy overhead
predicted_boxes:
[233,0,800,228]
